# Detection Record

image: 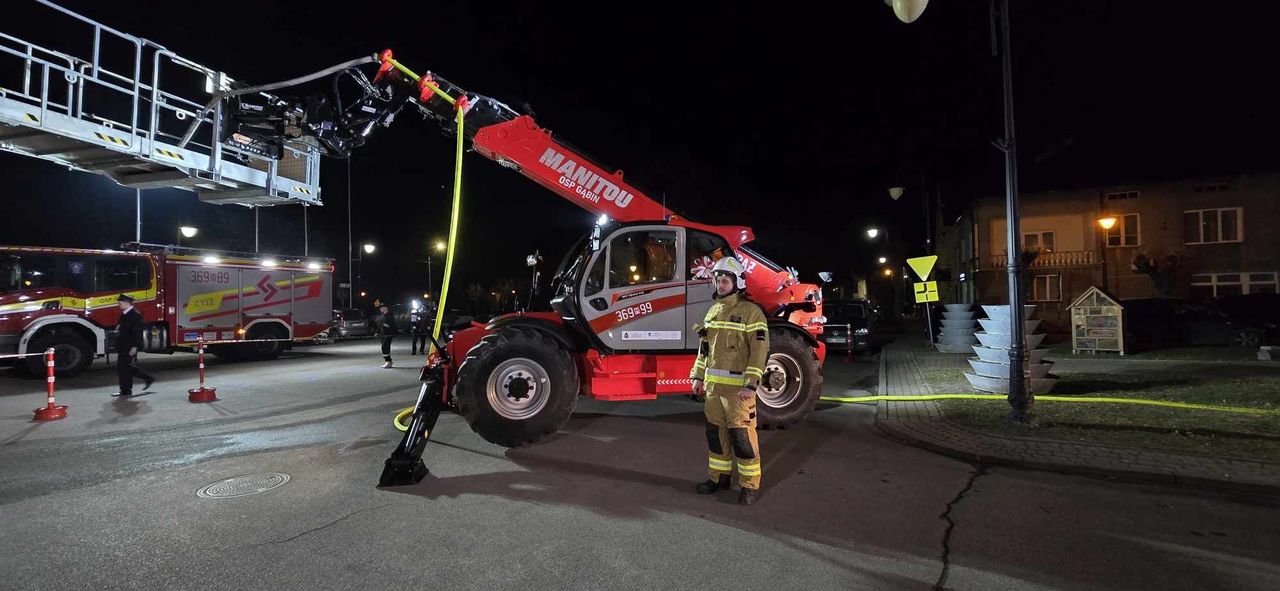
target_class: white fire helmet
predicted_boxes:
[711,257,747,290]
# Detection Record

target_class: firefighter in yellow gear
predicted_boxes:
[690,257,769,505]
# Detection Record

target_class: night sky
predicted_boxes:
[3,1,1277,310]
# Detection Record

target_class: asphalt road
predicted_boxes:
[1,339,1278,590]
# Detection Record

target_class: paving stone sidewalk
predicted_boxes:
[873,343,1280,494]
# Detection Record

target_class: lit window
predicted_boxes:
[1105,190,1140,201]
[1023,231,1055,252]
[1104,214,1140,247]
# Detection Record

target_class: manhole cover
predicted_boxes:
[197,473,290,499]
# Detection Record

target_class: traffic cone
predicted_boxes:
[188,340,218,403]
[33,348,68,421]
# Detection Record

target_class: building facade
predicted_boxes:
[935,173,1280,332]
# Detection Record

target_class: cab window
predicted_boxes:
[1,254,54,291]
[607,230,678,288]
[94,256,150,292]
[584,252,606,296]
[687,230,732,281]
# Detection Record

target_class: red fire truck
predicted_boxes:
[0,244,334,377]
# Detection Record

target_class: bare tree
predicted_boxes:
[1132,250,1183,298]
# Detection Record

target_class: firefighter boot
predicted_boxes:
[738,488,760,505]
[696,474,731,494]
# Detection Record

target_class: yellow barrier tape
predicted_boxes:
[818,394,1278,415]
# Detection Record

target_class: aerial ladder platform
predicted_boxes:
[0,1,322,207]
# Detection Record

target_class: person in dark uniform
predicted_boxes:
[410,310,427,355]
[113,294,155,397]
[377,305,399,368]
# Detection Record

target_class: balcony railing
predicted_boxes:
[987,250,1098,270]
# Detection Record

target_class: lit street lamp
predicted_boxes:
[878,256,888,265]
[351,243,376,305]
[1097,217,1118,291]
[866,227,880,239]
[178,226,197,247]
[419,240,447,301]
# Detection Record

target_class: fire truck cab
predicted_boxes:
[1,245,334,376]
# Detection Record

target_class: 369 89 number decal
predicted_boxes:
[615,302,654,322]
[190,270,231,284]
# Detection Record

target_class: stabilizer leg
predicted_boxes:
[378,380,445,487]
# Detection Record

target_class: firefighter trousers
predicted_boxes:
[704,390,761,490]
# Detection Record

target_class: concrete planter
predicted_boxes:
[941,318,978,329]
[939,334,977,346]
[967,358,1054,380]
[963,372,1058,394]
[976,318,1042,335]
[972,345,1049,365]
[981,304,1039,321]
[944,304,973,313]
[974,331,1046,350]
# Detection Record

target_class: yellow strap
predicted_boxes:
[745,322,768,332]
[705,321,747,331]
[743,367,764,377]
[709,458,733,471]
[736,463,762,476]
[817,394,1280,415]
[428,106,465,353]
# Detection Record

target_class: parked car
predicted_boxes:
[330,308,374,340]
[820,299,872,353]
[1123,297,1266,348]
[1214,293,1280,345]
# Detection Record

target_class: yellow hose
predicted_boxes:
[392,74,468,433]
[393,406,415,432]
[819,394,1278,415]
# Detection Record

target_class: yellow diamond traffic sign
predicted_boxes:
[914,281,939,303]
[907,255,938,281]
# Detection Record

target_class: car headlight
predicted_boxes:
[855,328,869,335]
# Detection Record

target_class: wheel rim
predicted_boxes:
[51,343,83,370]
[758,352,803,409]
[486,357,552,420]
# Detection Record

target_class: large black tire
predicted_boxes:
[24,332,94,378]
[240,324,288,361]
[455,328,579,447]
[756,330,823,430]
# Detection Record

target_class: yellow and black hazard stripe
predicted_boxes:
[293,186,313,195]
[154,148,185,161]
[24,113,40,123]
[95,132,130,147]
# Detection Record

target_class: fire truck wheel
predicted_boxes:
[24,332,93,378]
[455,328,579,447]
[241,325,287,361]
[756,330,822,430]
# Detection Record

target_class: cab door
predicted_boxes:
[579,226,687,351]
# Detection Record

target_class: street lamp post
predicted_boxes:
[1097,216,1117,291]
[888,0,1032,421]
[351,243,375,305]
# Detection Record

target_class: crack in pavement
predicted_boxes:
[254,503,394,546]
[935,465,986,591]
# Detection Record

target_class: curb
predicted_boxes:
[874,415,1280,497]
